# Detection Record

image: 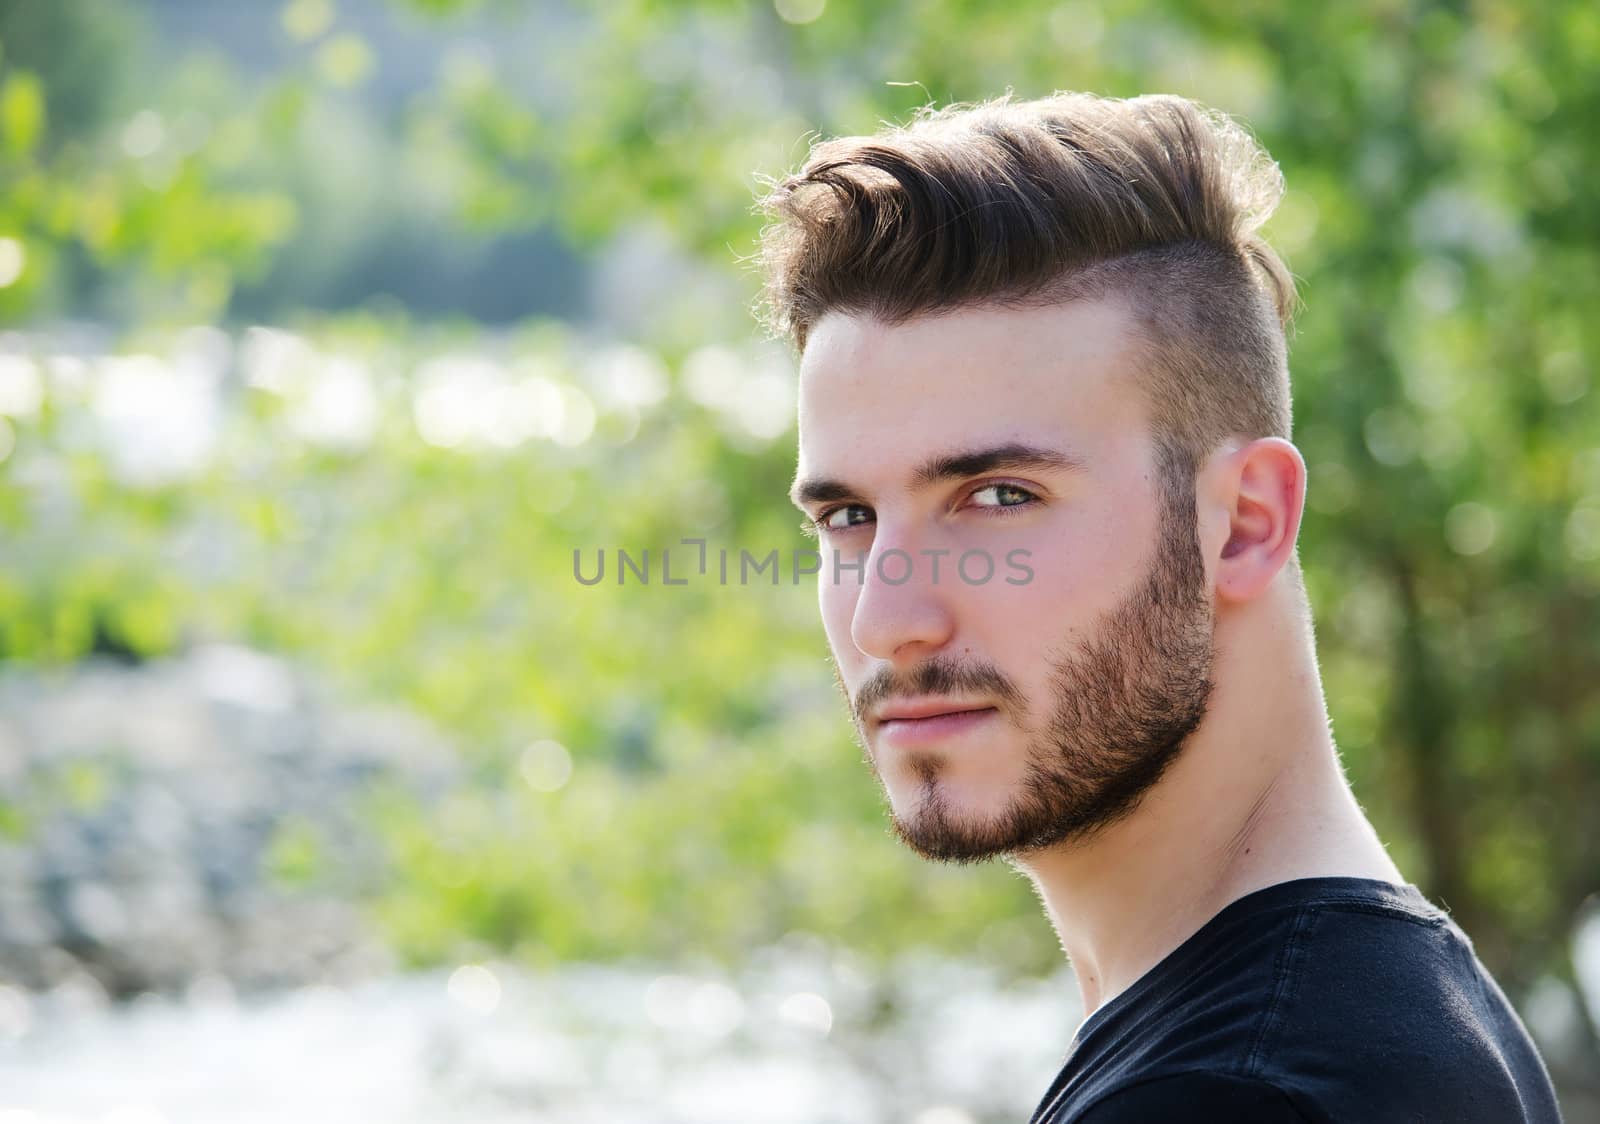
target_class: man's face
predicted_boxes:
[792,299,1217,862]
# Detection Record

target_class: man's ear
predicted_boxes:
[1207,437,1306,604]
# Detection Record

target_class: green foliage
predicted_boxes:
[0,3,301,324]
[266,816,328,889]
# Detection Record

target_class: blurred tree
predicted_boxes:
[0,0,300,324]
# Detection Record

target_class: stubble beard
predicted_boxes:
[841,466,1217,864]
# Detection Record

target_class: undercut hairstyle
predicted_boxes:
[756,91,1297,482]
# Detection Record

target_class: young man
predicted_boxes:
[758,93,1562,1122]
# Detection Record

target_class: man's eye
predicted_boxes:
[969,483,1038,509]
[816,504,873,532]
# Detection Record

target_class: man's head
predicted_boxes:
[762,92,1305,862]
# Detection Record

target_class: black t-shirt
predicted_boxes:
[1028,877,1563,1123]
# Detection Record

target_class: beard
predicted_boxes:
[842,456,1216,864]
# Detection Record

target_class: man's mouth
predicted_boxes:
[874,704,999,746]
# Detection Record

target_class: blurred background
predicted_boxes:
[0,0,1596,1120]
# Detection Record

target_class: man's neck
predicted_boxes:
[1011,586,1402,1018]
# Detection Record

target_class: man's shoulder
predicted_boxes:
[1069,880,1449,1075]
[1254,888,1561,1121]
[1103,877,1519,1072]
[1032,879,1563,1123]
[1071,1071,1309,1124]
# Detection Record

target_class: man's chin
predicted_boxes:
[888,801,1028,865]
[886,778,1119,862]
[892,822,1011,864]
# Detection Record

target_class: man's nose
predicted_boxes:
[848,534,957,664]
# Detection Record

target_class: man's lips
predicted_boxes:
[872,699,997,725]
[873,704,999,747]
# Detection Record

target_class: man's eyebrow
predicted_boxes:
[789,442,1085,508]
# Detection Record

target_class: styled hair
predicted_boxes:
[756,92,1297,474]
